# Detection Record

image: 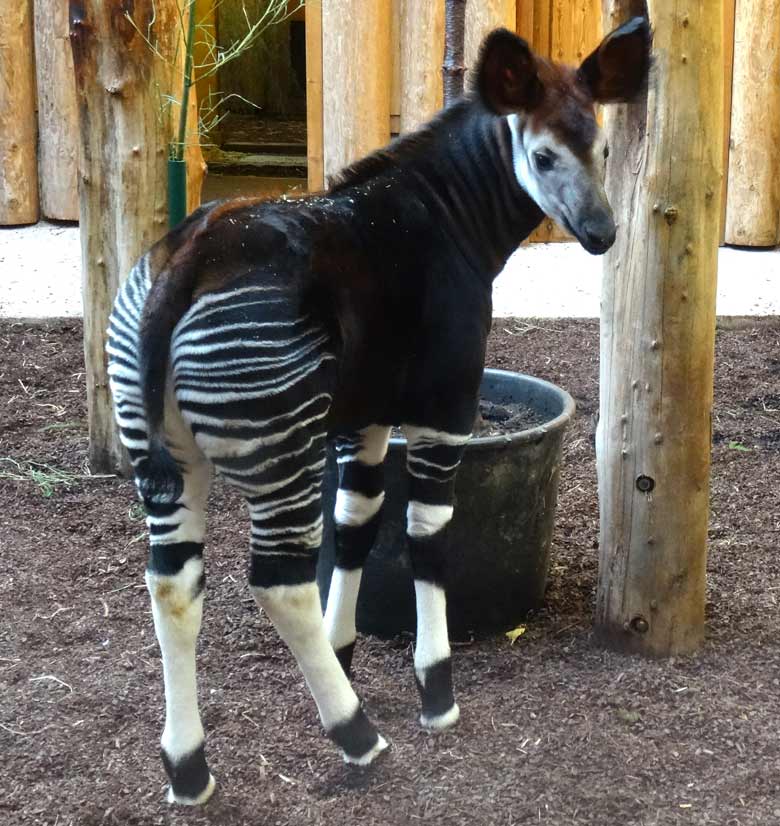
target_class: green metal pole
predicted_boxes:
[167,158,187,228]
[169,0,197,228]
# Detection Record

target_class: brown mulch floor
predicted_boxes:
[1,318,779,826]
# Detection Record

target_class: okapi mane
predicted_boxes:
[327,101,470,194]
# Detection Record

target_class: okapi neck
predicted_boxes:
[413,107,545,280]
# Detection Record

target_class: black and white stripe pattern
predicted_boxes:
[107,267,387,803]
[404,426,470,730]
[323,426,390,674]
[108,259,216,804]
[105,21,650,804]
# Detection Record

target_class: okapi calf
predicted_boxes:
[107,20,651,804]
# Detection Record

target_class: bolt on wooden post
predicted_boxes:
[595,0,724,656]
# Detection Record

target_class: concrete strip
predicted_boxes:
[1,222,779,319]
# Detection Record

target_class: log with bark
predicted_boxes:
[724,0,780,247]
[595,0,724,656]
[70,0,203,472]
[35,0,79,221]
[0,0,39,225]
[322,0,392,179]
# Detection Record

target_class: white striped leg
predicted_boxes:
[143,451,215,805]
[253,581,388,764]
[324,426,390,674]
[245,455,387,766]
[403,426,470,731]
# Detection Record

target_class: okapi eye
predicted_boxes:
[534,152,554,172]
[603,145,610,160]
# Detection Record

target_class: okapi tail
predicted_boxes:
[136,206,215,506]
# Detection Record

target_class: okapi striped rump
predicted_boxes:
[106,19,651,804]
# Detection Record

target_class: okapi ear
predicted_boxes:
[577,17,652,103]
[475,28,543,114]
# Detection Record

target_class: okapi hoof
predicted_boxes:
[342,733,389,766]
[166,773,216,806]
[329,706,388,766]
[420,702,460,732]
[416,658,458,731]
[161,744,215,806]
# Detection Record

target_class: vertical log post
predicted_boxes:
[70,0,202,472]
[444,0,467,105]
[34,0,80,221]
[0,0,39,225]
[720,0,737,243]
[465,0,516,85]
[400,0,445,131]
[322,0,392,179]
[724,0,780,247]
[305,0,325,190]
[595,0,724,656]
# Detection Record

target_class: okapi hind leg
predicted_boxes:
[108,273,216,805]
[240,458,387,766]
[142,441,214,805]
[324,425,391,675]
[403,426,470,731]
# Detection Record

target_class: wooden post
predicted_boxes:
[34,0,79,221]
[444,0,467,104]
[70,0,203,472]
[0,0,39,225]
[400,0,445,131]
[724,0,780,247]
[321,0,392,179]
[720,0,737,243]
[305,0,325,190]
[595,0,724,656]
[465,0,516,83]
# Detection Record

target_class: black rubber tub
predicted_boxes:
[317,369,576,640]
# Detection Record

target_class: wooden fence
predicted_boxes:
[2,0,779,247]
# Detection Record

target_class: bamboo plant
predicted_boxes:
[128,0,304,227]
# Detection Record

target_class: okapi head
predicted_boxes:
[476,18,652,255]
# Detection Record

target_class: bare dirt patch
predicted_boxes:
[1,318,779,826]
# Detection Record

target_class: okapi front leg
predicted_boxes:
[324,426,391,674]
[403,426,470,730]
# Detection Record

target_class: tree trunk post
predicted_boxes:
[400,0,445,132]
[464,0,516,81]
[70,0,202,473]
[34,0,80,221]
[443,0,467,105]
[0,0,39,225]
[595,0,724,656]
[321,0,392,179]
[724,0,780,247]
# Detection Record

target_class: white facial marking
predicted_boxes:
[507,112,609,240]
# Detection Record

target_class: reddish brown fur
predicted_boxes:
[528,59,599,163]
